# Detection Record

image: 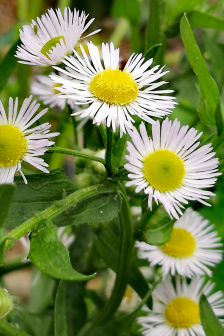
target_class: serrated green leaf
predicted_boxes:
[199,294,224,336]
[0,184,16,228]
[144,44,162,61]
[180,14,224,133]
[111,0,140,24]
[96,227,152,309]
[55,281,68,336]
[143,206,175,246]
[29,219,95,281]
[0,39,20,93]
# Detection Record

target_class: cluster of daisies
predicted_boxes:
[0,6,223,335]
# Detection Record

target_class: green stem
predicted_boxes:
[77,182,133,336]
[0,258,31,275]
[105,127,114,176]
[2,184,116,253]
[0,319,31,336]
[98,124,107,148]
[47,146,105,164]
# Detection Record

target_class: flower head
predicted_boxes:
[138,276,224,336]
[31,73,78,110]
[16,7,100,66]
[136,208,222,277]
[50,42,176,136]
[125,119,220,219]
[0,96,59,184]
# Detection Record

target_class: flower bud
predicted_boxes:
[76,149,95,168]
[75,172,92,189]
[91,150,106,175]
[0,288,13,318]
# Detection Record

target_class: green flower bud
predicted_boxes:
[0,288,13,319]
[91,150,106,175]
[76,149,95,168]
[75,172,92,189]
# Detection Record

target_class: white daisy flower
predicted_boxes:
[136,208,222,278]
[0,96,59,184]
[31,73,78,110]
[15,7,100,66]
[50,42,176,136]
[138,276,224,336]
[125,119,220,219]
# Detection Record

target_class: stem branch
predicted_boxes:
[47,147,105,164]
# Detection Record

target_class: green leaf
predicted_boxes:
[180,14,224,133]
[168,0,201,23]
[55,281,68,336]
[0,39,20,93]
[188,11,224,30]
[144,44,162,61]
[63,192,122,226]
[4,169,121,229]
[143,206,175,246]
[199,294,224,336]
[111,0,140,25]
[28,219,95,281]
[96,227,152,309]
[0,184,16,228]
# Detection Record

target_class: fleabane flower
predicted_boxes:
[15,7,100,66]
[31,73,78,110]
[0,96,59,184]
[125,119,220,219]
[50,42,176,136]
[136,208,222,278]
[138,276,224,336]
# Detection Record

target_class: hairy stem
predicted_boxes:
[47,146,105,164]
[105,127,114,176]
[1,184,116,255]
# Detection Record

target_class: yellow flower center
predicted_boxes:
[165,297,200,328]
[160,228,196,257]
[53,83,62,94]
[41,36,65,59]
[143,149,185,192]
[89,68,139,105]
[0,125,27,167]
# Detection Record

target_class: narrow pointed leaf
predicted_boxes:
[199,294,224,336]
[180,14,224,134]
[55,281,68,336]
[0,39,20,93]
